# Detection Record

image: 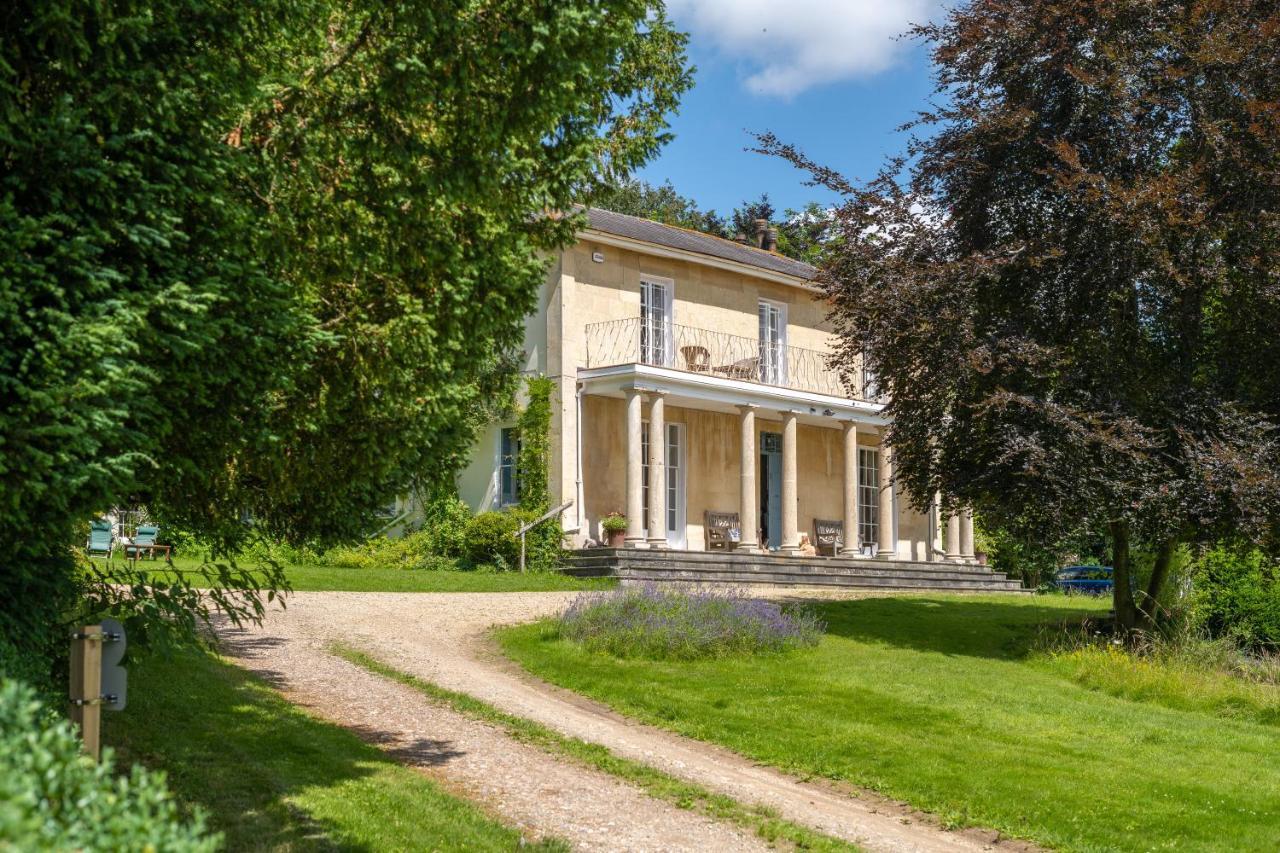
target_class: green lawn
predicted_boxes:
[498,594,1280,852]
[116,554,614,593]
[110,648,566,851]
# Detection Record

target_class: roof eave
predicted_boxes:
[579,227,821,293]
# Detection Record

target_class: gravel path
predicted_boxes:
[222,591,1029,853]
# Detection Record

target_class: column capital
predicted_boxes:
[841,419,859,434]
[736,402,759,413]
[778,408,803,418]
[622,385,645,398]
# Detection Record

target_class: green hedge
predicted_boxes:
[0,679,216,851]
[1192,546,1280,650]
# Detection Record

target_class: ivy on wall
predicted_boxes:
[516,376,553,511]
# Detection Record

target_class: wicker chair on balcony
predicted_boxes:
[714,356,759,380]
[680,345,711,372]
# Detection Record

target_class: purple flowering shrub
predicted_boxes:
[558,584,824,659]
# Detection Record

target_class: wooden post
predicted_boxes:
[69,625,102,762]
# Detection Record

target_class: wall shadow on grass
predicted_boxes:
[109,648,402,852]
[810,595,1101,661]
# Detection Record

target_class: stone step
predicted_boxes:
[566,557,1011,583]
[618,571,1026,593]
[560,547,1027,594]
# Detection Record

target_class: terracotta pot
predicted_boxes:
[606,529,627,548]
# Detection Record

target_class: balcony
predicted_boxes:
[584,317,872,402]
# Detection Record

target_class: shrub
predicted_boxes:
[1191,545,1280,650]
[316,530,452,571]
[558,585,824,660]
[463,508,563,571]
[0,679,217,851]
[418,493,472,559]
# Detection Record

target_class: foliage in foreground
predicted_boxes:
[2,0,690,684]
[0,679,215,852]
[761,0,1280,633]
[558,585,823,660]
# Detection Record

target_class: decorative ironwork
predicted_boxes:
[584,317,881,402]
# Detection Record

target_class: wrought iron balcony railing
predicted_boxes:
[584,317,876,401]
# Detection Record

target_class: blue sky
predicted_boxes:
[636,1,944,216]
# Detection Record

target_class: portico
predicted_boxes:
[582,363,968,562]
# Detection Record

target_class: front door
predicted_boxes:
[760,431,782,550]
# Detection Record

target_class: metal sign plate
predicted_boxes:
[99,618,127,711]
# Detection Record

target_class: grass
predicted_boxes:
[110,554,614,593]
[498,593,1280,852]
[110,647,568,851]
[331,643,858,852]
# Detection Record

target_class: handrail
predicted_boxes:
[512,500,574,572]
[583,317,884,403]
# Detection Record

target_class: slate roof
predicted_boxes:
[583,207,817,282]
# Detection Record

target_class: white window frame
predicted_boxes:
[498,426,520,507]
[758,299,788,385]
[640,275,675,367]
[857,447,879,549]
[641,420,686,547]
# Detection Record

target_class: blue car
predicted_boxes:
[1055,565,1114,595]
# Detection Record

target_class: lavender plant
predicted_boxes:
[558,584,824,660]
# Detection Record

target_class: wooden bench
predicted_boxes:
[813,519,844,557]
[704,511,741,550]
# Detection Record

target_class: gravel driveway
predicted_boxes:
[220,591,1028,853]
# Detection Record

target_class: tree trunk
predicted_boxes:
[1110,521,1139,633]
[1137,538,1177,632]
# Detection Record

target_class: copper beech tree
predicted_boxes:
[761,0,1280,631]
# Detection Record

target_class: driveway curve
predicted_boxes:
[223,590,1032,853]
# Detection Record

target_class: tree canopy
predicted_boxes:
[761,0,1280,630]
[1,0,691,671]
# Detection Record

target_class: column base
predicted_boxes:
[646,539,669,550]
[734,544,762,554]
[623,537,646,548]
[779,545,801,555]
[875,550,896,559]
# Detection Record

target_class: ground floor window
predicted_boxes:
[641,422,683,542]
[858,448,879,548]
[499,427,520,506]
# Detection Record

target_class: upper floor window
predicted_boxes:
[861,347,880,399]
[758,300,787,384]
[640,278,672,366]
[499,427,520,506]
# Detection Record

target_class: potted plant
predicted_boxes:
[601,512,627,548]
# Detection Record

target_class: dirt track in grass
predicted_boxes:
[221,590,1036,853]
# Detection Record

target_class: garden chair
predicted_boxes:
[813,519,843,557]
[86,520,114,560]
[680,345,711,372]
[126,524,161,561]
[704,511,740,550]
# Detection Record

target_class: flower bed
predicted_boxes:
[558,584,823,660]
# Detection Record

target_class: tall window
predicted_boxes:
[858,448,879,548]
[640,279,670,366]
[641,422,681,537]
[499,427,520,506]
[758,300,786,384]
[861,347,879,400]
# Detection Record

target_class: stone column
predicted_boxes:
[875,436,896,558]
[945,508,963,561]
[928,492,943,562]
[779,410,800,554]
[737,404,760,553]
[623,387,645,547]
[646,391,668,549]
[960,508,976,562]
[841,421,859,555]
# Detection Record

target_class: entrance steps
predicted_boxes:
[562,548,1027,594]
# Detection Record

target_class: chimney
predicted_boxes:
[753,218,769,248]
[763,226,778,253]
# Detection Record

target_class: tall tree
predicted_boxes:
[1,0,691,672]
[761,0,1280,632]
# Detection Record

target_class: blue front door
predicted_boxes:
[760,432,782,550]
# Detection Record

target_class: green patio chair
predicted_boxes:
[86,520,114,559]
[126,524,160,561]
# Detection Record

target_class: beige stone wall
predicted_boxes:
[579,394,929,555]
[562,240,838,371]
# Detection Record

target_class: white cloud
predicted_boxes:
[666,0,939,98]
